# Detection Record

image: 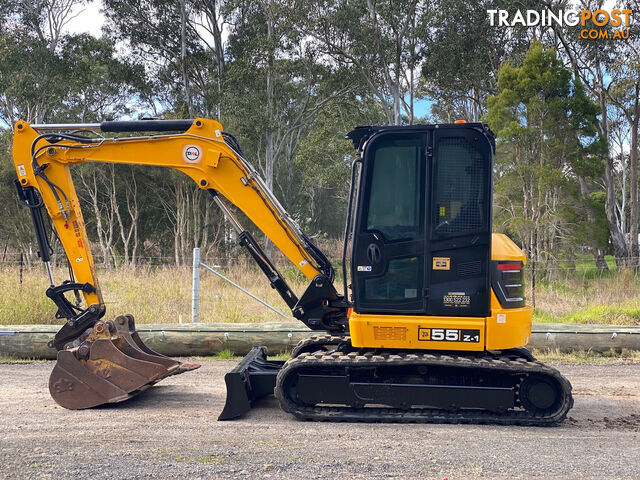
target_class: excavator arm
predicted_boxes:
[12,117,347,409]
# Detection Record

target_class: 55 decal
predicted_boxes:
[418,328,480,343]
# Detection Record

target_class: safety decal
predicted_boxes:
[357,265,372,272]
[432,257,450,270]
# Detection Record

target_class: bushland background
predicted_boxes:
[0,0,639,327]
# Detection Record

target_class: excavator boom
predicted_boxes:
[12,118,346,409]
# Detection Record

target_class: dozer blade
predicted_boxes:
[218,346,285,420]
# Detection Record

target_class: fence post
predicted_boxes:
[531,259,536,310]
[192,247,200,323]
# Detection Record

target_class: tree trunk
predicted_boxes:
[180,0,192,117]
[263,0,276,257]
[628,89,639,268]
[599,86,629,265]
[593,249,610,272]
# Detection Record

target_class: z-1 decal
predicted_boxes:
[418,328,480,343]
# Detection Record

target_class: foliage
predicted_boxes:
[486,42,601,264]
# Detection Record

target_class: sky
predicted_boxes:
[67,0,104,36]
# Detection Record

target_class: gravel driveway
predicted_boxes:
[1,359,639,479]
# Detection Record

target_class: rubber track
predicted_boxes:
[276,350,574,426]
[291,335,346,357]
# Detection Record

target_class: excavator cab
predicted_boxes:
[349,125,492,318]
[221,123,571,424]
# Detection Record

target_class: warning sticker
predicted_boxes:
[443,291,470,308]
[357,265,372,272]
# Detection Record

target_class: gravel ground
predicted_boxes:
[1,359,639,480]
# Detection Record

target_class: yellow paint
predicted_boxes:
[485,291,532,350]
[349,312,486,351]
[12,119,323,311]
[491,233,527,263]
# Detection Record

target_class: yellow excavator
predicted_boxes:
[12,117,573,425]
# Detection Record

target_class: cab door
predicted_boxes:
[350,125,493,318]
[426,127,492,317]
[351,130,427,314]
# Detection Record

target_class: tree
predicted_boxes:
[103,0,228,117]
[422,0,531,122]
[487,42,601,267]
[550,0,638,266]
[607,46,640,266]
[304,0,431,124]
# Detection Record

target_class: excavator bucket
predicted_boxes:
[49,316,200,409]
[218,346,285,420]
[114,314,201,375]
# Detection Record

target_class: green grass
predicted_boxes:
[216,349,234,360]
[197,351,291,362]
[2,259,640,327]
[529,268,640,325]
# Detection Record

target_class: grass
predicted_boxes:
[1,258,640,327]
[0,261,315,326]
[529,266,640,325]
[197,352,291,362]
[532,348,640,364]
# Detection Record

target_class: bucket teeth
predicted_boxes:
[48,316,200,409]
[117,314,200,375]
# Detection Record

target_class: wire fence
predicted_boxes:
[3,250,639,309]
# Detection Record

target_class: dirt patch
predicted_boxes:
[1,360,639,479]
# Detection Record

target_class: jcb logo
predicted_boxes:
[418,328,430,340]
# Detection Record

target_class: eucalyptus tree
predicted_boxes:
[422,0,532,122]
[302,0,432,125]
[486,43,601,266]
[549,0,639,266]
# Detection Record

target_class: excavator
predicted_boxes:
[12,117,573,425]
